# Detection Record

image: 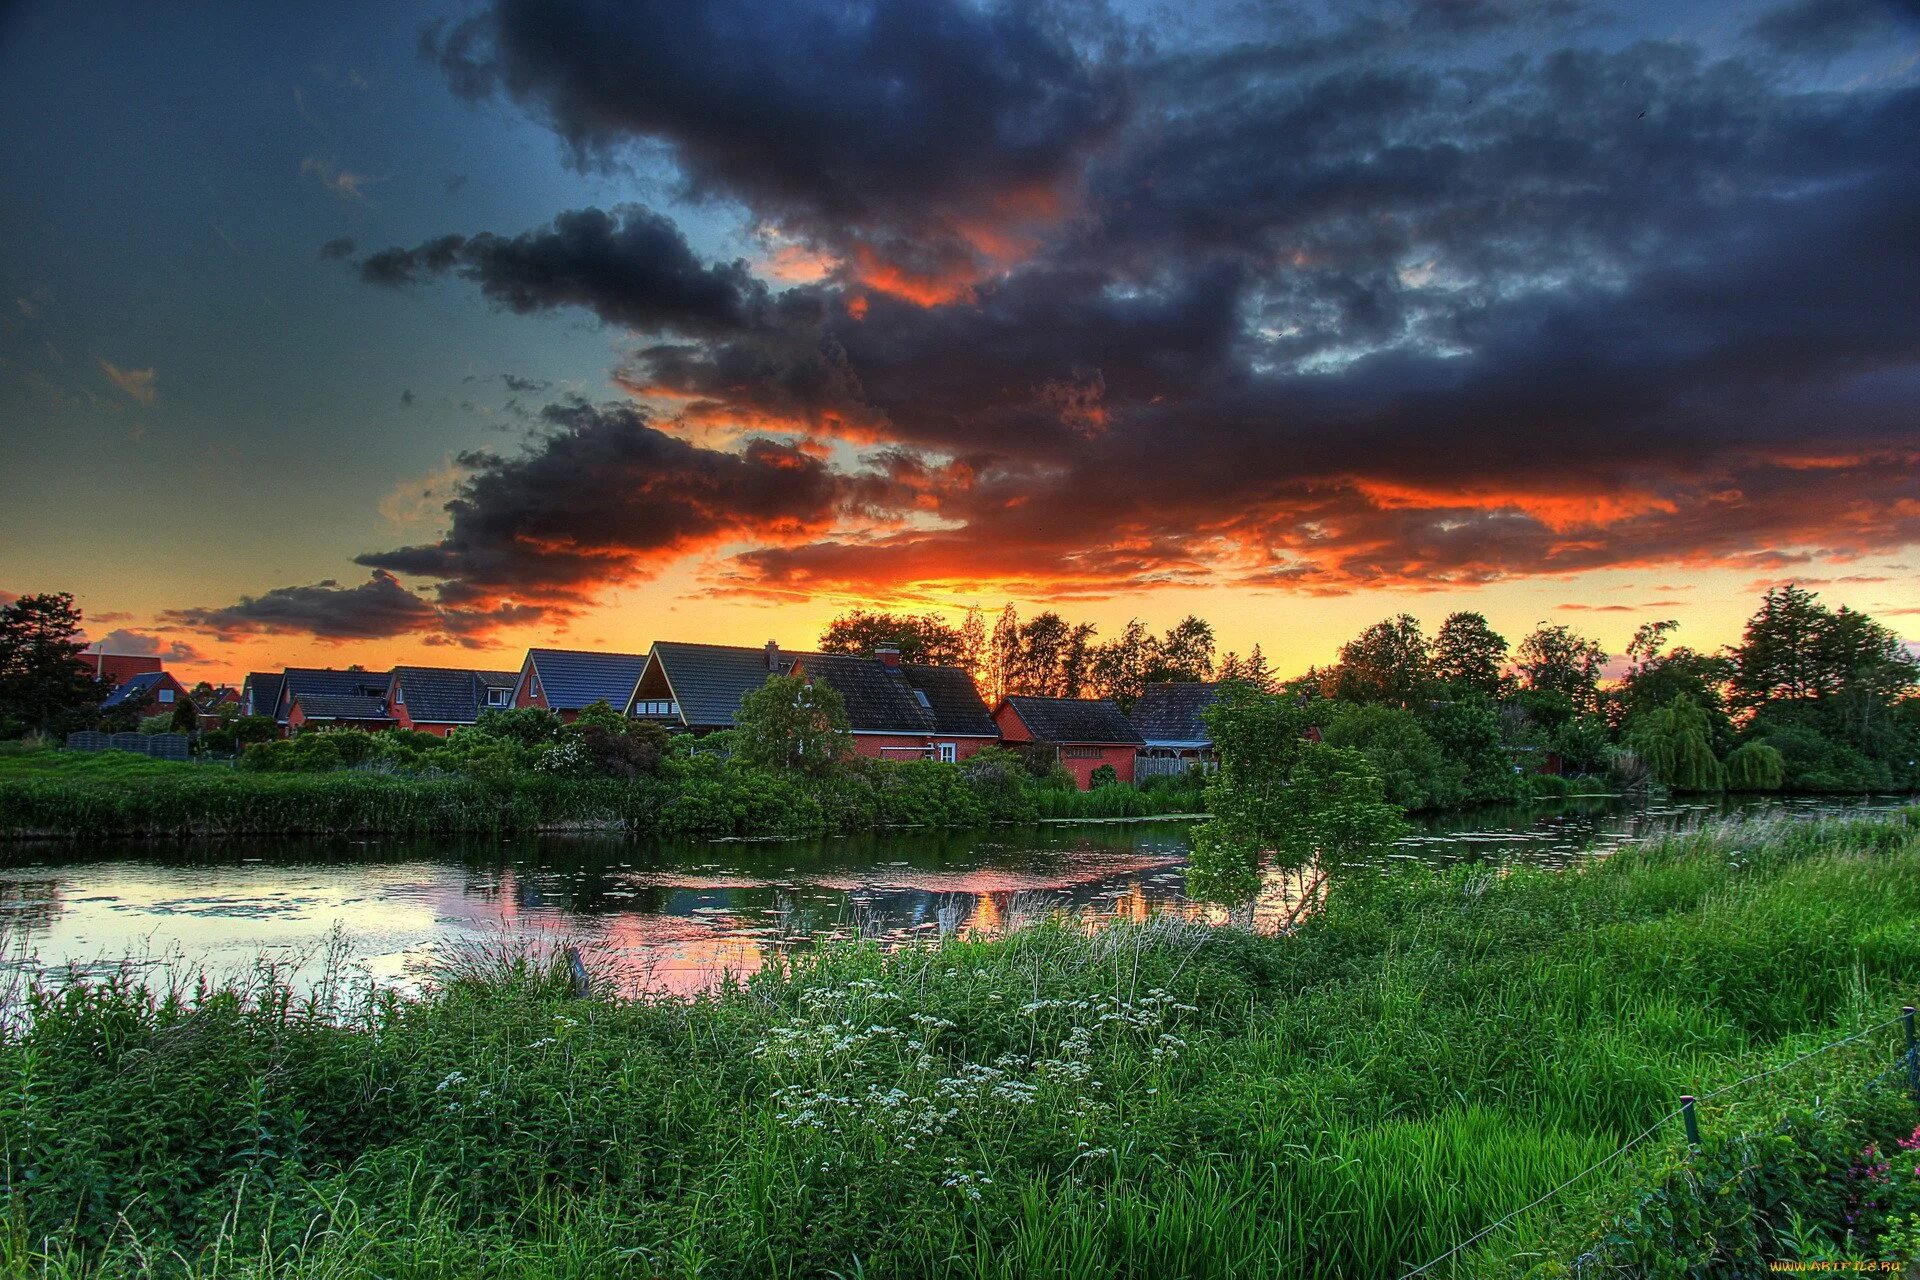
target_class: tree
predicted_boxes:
[0,592,100,738]
[956,606,988,693]
[733,674,851,776]
[1724,742,1786,792]
[989,606,1021,704]
[819,609,962,665]
[1515,624,1606,711]
[1331,614,1432,707]
[1150,616,1217,683]
[1218,645,1276,693]
[1016,611,1074,696]
[1189,684,1404,907]
[1626,694,1723,792]
[1089,619,1157,711]
[1432,612,1509,698]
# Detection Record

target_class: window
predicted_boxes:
[393,687,404,705]
[912,689,932,709]
[488,689,510,707]
[938,742,957,763]
[634,700,678,717]
[157,689,174,704]
[1062,745,1104,760]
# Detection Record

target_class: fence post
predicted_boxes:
[1679,1095,1701,1149]
[1905,1006,1918,1101]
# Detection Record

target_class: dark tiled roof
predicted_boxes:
[282,669,393,722]
[474,669,519,691]
[646,641,800,727]
[797,655,994,737]
[903,664,999,737]
[295,693,393,722]
[1002,696,1144,745]
[1129,682,1221,747]
[242,672,284,720]
[525,648,651,711]
[102,670,169,709]
[391,666,495,725]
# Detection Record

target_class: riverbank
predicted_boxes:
[5,810,1917,1277]
[0,748,1209,840]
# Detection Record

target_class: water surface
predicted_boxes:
[0,794,1902,996]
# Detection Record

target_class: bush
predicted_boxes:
[1725,741,1787,792]
[1089,763,1118,788]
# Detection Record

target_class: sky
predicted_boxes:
[2,0,1918,685]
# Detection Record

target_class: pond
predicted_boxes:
[0,793,1905,997]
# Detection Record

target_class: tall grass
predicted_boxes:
[2,812,1918,1277]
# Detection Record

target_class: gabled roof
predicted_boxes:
[523,648,651,711]
[474,669,519,691]
[796,654,997,737]
[242,672,284,721]
[1129,682,1221,748]
[1000,696,1144,745]
[280,668,393,722]
[101,670,177,710]
[390,666,503,725]
[294,692,393,722]
[644,641,801,727]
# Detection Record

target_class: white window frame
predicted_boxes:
[157,689,174,704]
[938,742,957,763]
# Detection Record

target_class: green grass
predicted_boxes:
[3,811,1918,1277]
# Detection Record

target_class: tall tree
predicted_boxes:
[0,592,100,737]
[1090,619,1157,711]
[1331,614,1432,707]
[1514,623,1606,711]
[1431,612,1508,697]
[956,606,988,693]
[989,605,1021,705]
[1017,611,1074,696]
[818,609,961,664]
[1062,622,1098,697]
[732,674,851,777]
[1151,615,1217,683]
[1729,585,1916,712]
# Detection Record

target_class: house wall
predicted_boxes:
[115,674,191,722]
[1055,744,1136,789]
[849,733,997,761]
[514,665,549,711]
[990,704,1134,788]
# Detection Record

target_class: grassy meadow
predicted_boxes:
[4,811,1919,1277]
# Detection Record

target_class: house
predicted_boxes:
[789,647,999,761]
[1129,682,1221,764]
[513,648,652,722]
[624,640,802,731]
[385,666,521,736]
[276,668,395,735]
[993,696,1145,789]
[85,651,163,689]
[240,671,285,722]
[100,670,192,721]
[192,685,242,732]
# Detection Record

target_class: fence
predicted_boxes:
[1397,1005,1920,1278]
[1135,756,1217,782]
[65,730,192,762]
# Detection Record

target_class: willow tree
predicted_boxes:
[1724,742,1787,792]
[1191,683,1405,913]
[1627,694,1724,792]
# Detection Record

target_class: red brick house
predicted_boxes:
[386,666,520,736]
[789,647,999,761]
[993,696,1144,789]
[276,668,395,736]
[513,648,652,723]
[86,652,163,689]
[100,670,192,721]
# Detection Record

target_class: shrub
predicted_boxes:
[1725,741,1788,792]
[1089,763,1118,788]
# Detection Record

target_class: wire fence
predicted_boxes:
[1396,1006,1920,1280]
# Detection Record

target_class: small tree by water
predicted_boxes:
[1189,683,1405,910]
[734,674,852,777]
[1627,694,1725,792]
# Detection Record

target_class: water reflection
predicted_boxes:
[0,793,1904,996]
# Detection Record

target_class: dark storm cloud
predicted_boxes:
[424,0,1126,258]
[350,399,897,620]
[317,236,357,259]
[261,1,1920,633]
[1747,0,1918,56]
[165,570,445,640]
[361,206,773,337]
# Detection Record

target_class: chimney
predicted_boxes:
[765,639,779,670]
[876,645,902,669]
